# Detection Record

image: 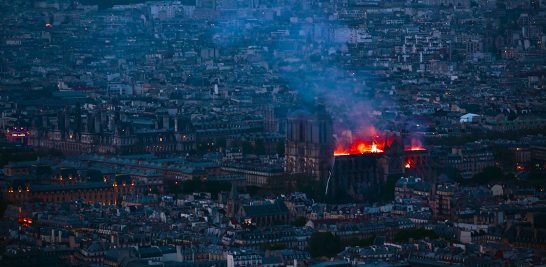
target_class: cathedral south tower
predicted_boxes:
[285,105,335,184]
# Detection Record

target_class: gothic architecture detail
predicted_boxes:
[382,134,406,178]
[226,182,241,218]
[28,106,197,157]
[226,181,290,226]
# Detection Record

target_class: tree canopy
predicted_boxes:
[461,166,516,186]
[241,141,254,155]
[393,228,439,243]
[344,235,376,247]
[181,178,231,200]
[491,145,516,170]
[262,173,326,203]
[292,216,308,227]
[276,140,285,156]
[306,232,343,258]
[254,139,266,155]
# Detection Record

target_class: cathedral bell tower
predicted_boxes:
[382,133,405,180]
[284,105,334,184]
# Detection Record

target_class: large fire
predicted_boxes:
[334,139,384,156]
[334,131,426,156]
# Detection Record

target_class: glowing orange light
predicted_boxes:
[371,143,382,153]
[405,147,426,151]
[405,158,416,168]
[335,139,384,156]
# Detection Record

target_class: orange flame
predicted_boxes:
[406,138,425,151]
[405,158,416,168]
[405,147,426,151]
[334,133,426,156]
[335,139,384,156]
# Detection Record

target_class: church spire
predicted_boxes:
[384,132,389,152]
[229,181,239,199]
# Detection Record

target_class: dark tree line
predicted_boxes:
[306,232,376,258]
[393,228,440,243]
[491,145,516,170]
[0,149,39,168]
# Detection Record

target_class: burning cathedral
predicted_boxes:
[284,105,434,201]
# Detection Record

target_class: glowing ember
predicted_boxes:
[407,138,425,151]
[405,147,426,151]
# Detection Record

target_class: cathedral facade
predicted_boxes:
[284,105,335,185]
